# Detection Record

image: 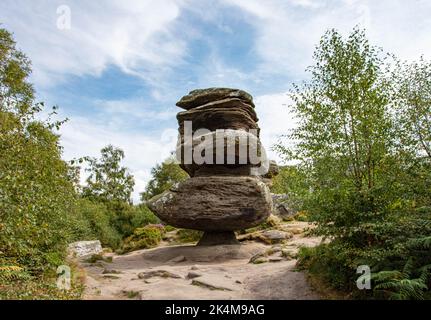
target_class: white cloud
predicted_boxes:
[93,98,177,123]
[3,0,431,202]
[224,0,431,77]
[0,0,187,88]
[59,115,179,202]
[254,92,296,165]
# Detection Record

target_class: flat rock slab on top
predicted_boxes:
[176,88,255,110]
[177,98,258,122]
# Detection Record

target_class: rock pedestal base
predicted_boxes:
[197,231,240,246]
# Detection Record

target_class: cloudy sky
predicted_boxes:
[1,0,430,201]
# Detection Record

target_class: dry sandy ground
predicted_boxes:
[81,221,322,300]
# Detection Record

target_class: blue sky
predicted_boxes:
[1,0,430,201]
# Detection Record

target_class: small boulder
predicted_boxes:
[68,240,103,258]
[249,251,269,264]
[169,255,186,263]
[268,256,284,262]
[187,271,202,279]
[259,230,292,244]
[252,257,269,264]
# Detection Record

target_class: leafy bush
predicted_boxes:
[0,109,79,271]
[119,224,165,254]
[72,199,122,249]
[140,157,188,201]
[278,27,431,299]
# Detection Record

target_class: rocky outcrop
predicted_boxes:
[147,176,272,231]
[148,88,272,245]
[176,88,255,110]
[177,130,264,177]
[271,194,295,220]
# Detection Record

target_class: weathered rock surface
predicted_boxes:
[271,194,295,220]
[260,230,291,243]
[68,240,103,258]
[177,98,258,131]
[81,221,322,300]
[263,160,279,179]
[148,176,272,231]
[177,130,266,177]
[138,270,182,280]
[192,275,238,291]
[176,88,254,110]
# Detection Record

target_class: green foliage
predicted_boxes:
[72,199,122,249]
[271,165,310,212]
[0,27,79,273]
[82,145,135,204]
[278,28,431,299]
[78,144,161,243]
[0,266,31,282]
[297,244,356,291]
[0,28,34,116]
[391,56,431,159]
[130,204,160,228]
[119,224,165,254]
[140,157,188,201]
[0,265,85,300]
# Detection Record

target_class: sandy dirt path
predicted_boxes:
[80,221,322,300]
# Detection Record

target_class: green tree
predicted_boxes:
[282,28,431,299]
[0,28,78,271]
[0,27,34,117]
[140,157,188,201]
[83,145,135,204]
[279,28,394,239]
[392,56,431,160]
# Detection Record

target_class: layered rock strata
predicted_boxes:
[148,88,272,245]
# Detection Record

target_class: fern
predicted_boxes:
[0,266,31,283]
[407,236,431,250]
[373,258,430,300]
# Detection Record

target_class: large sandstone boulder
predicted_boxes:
[176,88,255,110]
[147,176,272,231]
[68,240,103,258]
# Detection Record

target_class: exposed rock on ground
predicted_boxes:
[68,240,103,258]
[81,221,322,300]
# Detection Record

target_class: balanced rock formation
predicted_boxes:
[148,88,272,245]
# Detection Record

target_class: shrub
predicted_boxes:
[119,224,165,253]
[130,204,160,228]
[72,199,122,249]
